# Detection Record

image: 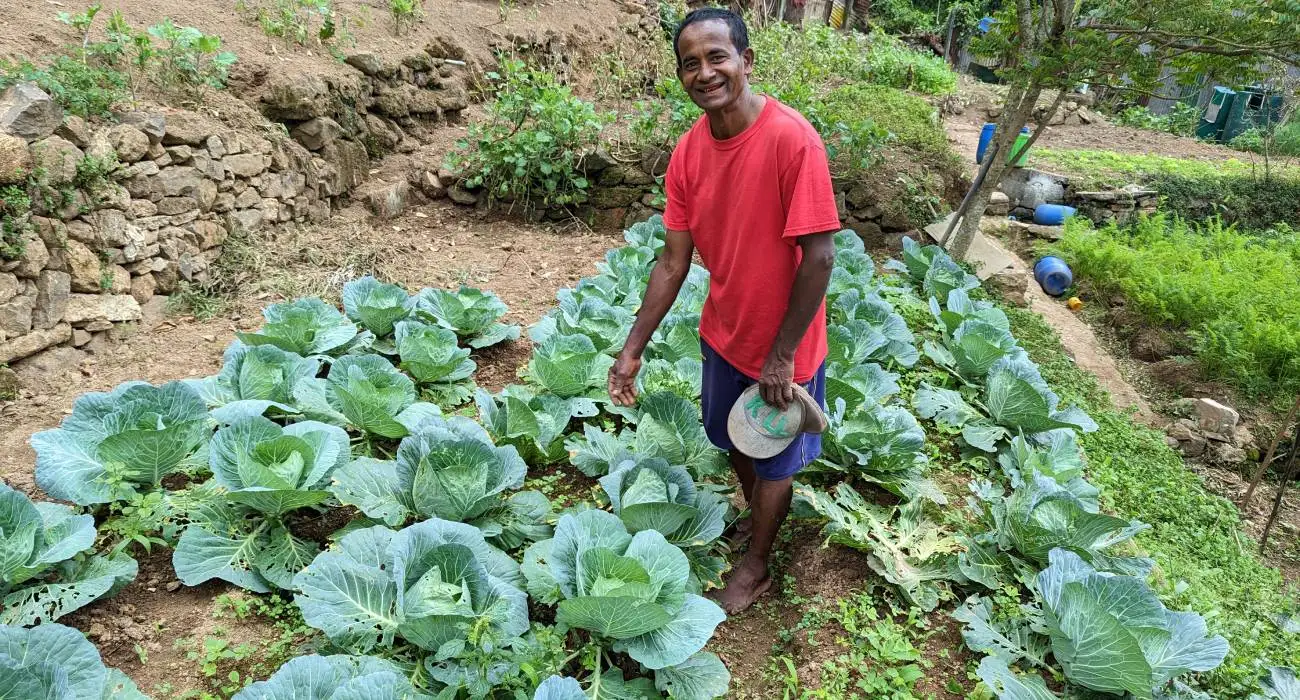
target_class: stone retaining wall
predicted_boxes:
[0,83,332,365]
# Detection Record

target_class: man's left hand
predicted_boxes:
[759,351,796,410]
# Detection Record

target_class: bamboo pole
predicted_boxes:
[1242,393,1300,509]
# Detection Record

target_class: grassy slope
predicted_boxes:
[1008,307,1300,696]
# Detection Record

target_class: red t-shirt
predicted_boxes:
[663,97,840,383]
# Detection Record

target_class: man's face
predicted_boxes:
[676,20,753,112]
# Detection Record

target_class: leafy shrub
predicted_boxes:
[750,24,956,96]
[146,19,238,99]
[0,55,128,118]
[823,85,951,160]
[0,623,146,697]
[389,0,423,35]
[446,59,609,210]
[1115,101,1199,137]
[1231,119,1300,158]
[238,0,349,48]
[0,483,137,625]
[1050,214,1300,396]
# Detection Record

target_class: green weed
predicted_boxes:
[238,0,351,49]
[1115,102,1199,137]
[0,183,32,261]
[388,0,422,35]
[0,55,128,118]
[166,282,228,320]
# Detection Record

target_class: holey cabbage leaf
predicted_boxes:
[817,399,930,500]
[187,340,321,424]
[1036,549,1228,697]
[294,519,529,655]
[0,623,148,700]
[236,297,360,357]
[33,380,211,506]
[395,321,476,406]
[413,285,520,349]
[527,333,616,400]
[330,415,551,549]
[233,654,433,700]
[599,457,728,590]
[293,354,442,439]
[343,276,414,338]
[798,484,958,612]
[476,385,596,465]
[172,418,351,592]
[0,483,137,626]
[521,510,726,672]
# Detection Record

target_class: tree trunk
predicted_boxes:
[803,0,830,26]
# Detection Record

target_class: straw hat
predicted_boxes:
[726,384,828,459]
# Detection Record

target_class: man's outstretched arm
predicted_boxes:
[760,232,835,409]
[609,228,695,406]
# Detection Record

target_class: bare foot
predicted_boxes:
[727,516,753,546]
[709,560,772,614]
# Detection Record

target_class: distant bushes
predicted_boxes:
[1050,214,1300,397]
[750,24,956,96]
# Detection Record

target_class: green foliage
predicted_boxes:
[146,18,238,99]
[1232,119,1300,158]
[0,623,146,698]
[238,0,350,48]
[1049,214,1300,396]
[823,85,950,160]
[447,59,609,210]
[388,0,423,35]
[750,24,956,96]
[1033,148,1300,230]
[0,182,32,261]
[0,55,128,118]
[1115,102,1199,137]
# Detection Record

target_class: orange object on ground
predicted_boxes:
[1067,296,1084,311]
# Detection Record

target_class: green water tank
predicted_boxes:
[1196,86,1235,141]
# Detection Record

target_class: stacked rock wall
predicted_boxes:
[0,84,331,365]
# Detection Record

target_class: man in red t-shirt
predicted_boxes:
[608,7,839,613]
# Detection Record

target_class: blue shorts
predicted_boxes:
[700,341,826,481]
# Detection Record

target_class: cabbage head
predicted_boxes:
[32,380,211,506]
[237,297,359,356]
[395,320,476,405]
[414,285,520,349]
[293,354,442,439]
[343,276,414,338]
[526,333,615,399]
[476,385,595,465]
[521,510,725,671]
[0,483,137,626]
[0,623,146,699]
[294,518,529,654]
[187,340,321,423]
[330,415,550,549]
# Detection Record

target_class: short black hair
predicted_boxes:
[672,8,749,66]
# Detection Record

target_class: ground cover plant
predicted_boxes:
[1048,213,1300,397]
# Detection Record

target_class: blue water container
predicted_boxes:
[976,123,997,164]
[1034,256,1073,297]
[976,125,1031,165]
[1033,204,1077,226]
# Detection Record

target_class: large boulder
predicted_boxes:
[263,71,331,121]
[1195,398,1240,434]
[292,117,343,151]
[0,133,31,183]
[9,232,48,279]
[0,83,62,142]
[55,115,91,147]
[0,294,34,337]
[105,124,150,163]
[29,135,83,186]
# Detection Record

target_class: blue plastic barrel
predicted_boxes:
[976,123,997,164]
[1034,256,1073,297]
[1033,204,1077,226]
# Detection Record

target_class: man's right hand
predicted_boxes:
[608,351,642,407]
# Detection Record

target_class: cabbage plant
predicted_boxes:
[330,415,550,549]
[0,483,137,625]
[293,354,441,439]
[526,333,615,399]
[476,385,594,465]
[233,654,432,700]
[414,285,520,349]
[395,321,476,405]
[830,289,918,367]
[529,296,635,355]
[818,400,929,498]
[1035,549,1228,697]
[237,297,359,356]
[343,275,414,338]
[0,623,146,699]
[32,380,211,506]
[172,417,351,591]
[631,392,728,479]
[533,676,585,700]
[187,340,321,423]
[521,510,726,675]
[599,457,728,590]
[565,424,637,478]
[886,236,977,304]
[294,518,529,655]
